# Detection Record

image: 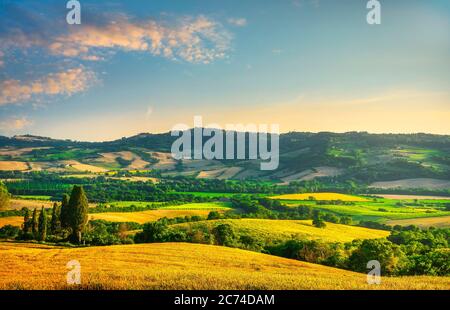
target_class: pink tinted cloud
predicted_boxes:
[0,67,96,106]
[48,15,231,64]
[0,117,33,131]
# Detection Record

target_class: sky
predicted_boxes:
[0,0,449,141]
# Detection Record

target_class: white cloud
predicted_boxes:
[272,49,283,55]
[227,18,247,27]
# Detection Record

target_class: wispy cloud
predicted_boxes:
[0,67,96,106]
[227,18,247,27]
[272,48,283,55]
[0,117,33,131]
[292,0,320,9]
[0,4,236,106]
[1,15,232,65]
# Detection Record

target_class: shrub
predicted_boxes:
[0,225,20,238]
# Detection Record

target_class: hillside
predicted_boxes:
[1,131,450,187]
[172,219,390,243]
[0,242,448,290]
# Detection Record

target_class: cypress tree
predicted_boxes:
[38,207,47,241]
[31,208,38,238]
[68,186,89,244]
[50,202,61,234]
[0,181,10,210]
[60,194,70,228]
[22,208,31,233]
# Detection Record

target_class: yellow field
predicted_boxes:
[0,209,215,228]
[0,161,29,171]
[6,199,54,210]
[62,160,108,173]
[4,199,96,211]
[270,192,369,202]
[107,176,159,183]
[0,242,448,290]
[174,219,389,243]
[387,216,450,229]
[89,209,212,224]
[0,217,23,228]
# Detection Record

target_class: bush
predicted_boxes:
[212,223,236,246]
[207,211,221,220]
[0,225,20,238]
[83,220,135,245]
[134,221,169,243]
[348,239,408,275]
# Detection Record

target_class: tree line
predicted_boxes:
[19,185,89,243]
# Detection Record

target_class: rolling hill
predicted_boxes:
[172,219,390,243]
[0,131,449,187]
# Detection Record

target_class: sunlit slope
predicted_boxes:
[270,192,369,202]
[89,209,213,224]
[173,219,390,243]
[0,242,448,290]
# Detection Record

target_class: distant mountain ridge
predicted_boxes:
[0,130,449,185]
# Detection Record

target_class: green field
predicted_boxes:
[280,197,450,222]
[173,192,266,198]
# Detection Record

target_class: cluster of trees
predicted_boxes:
[4,170,450,204]
[134,215,208,243]
[83,220,141,245]
[231,197,352,227]
[19,186,89,243]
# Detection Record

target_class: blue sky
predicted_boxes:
[0,0,449,141]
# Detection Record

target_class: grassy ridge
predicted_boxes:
[173,219,390,243]
[1,242,448,290]
[270,193,369,202]
[89,210,213,224]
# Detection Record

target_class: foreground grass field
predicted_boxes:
[173,219,390,243]
[0,242,448,290]
[270,193,369,202]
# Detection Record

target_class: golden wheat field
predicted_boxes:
[6,198,55,211]
[0,217,23,228]
[174,219,390,243]
[0,242,448,290]
[0,161,29,171]
[88,209,213,224]
[270,192,369,202]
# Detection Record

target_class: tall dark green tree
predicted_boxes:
[50,202,61,234]
[38,207,47,241]
[67,186,89,244]
[22,208,32,234]
[31,208,38,237]
[0,181,10,210]
[60,194,70,228]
